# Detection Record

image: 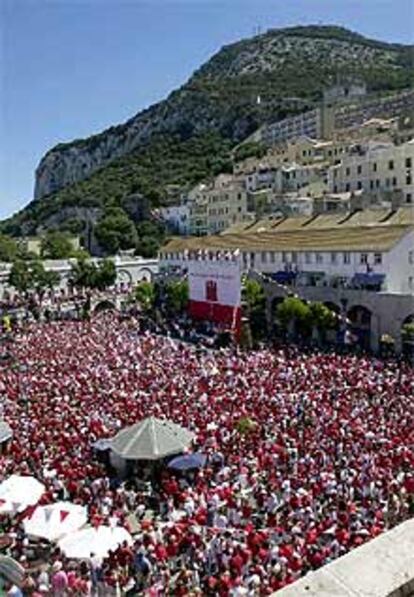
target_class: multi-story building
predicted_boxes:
[186,175,253,236]
[328,140,414,203]
[158,205,190,235]
[161,207,414,295]
[261,108,322,146]
[160,207,414,352]
[257,88,414,147]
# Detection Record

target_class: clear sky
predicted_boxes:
[1,0,413,219]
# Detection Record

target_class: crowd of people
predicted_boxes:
[0,312,413,595]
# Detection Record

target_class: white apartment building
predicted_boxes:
[261,108,322,146]
[159,205,190,235]
[160,221,414,295]
[328,140,414,204]
[279,162,326,192]
[187,175,252,236]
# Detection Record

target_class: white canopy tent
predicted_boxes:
[23,502,88,542]
[58,526,133,560]
[0,475,45,514]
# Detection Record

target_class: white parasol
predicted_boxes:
[58,525,133,559]
[0,475,45,514]
[23,502,88,542]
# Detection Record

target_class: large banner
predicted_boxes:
[188,253,242,331]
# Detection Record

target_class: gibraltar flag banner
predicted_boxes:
[188,252,242,333]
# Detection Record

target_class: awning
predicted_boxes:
[271,271,297,283]
[353,273,385,286]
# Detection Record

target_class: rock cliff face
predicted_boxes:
[34,25,413,201]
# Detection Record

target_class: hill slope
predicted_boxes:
[2,25,413,245]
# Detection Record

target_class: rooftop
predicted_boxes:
[162,223,413,253]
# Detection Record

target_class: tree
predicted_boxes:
[70,258,116,291]
[29,261,60,294]
[276,296,311,340]
[402,322,414,341]
[94,208,138,254]
[41,231,75,259]
[134,281,155,312]
[0,234,18,262]
[94,259,117,291]
[70,258,97,289]
[307,302,336,345]
[242,278,267,340]
[8,260,32,294]
[164,280,189,314]
[136,237,160,258]
[8,260,60,295]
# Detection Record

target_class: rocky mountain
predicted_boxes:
[2,25,413,250]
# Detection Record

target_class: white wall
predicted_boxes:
[161,232,414,296]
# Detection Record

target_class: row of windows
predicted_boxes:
[336,174,412,193]
[208,193,244,203]
[343,157,412,177]
[242,251,384,266]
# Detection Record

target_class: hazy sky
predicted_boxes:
[1,0,413,219]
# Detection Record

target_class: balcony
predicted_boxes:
[263,270,387,292]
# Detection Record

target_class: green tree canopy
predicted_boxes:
[308,301,337,331]
[8,260,60,294]
[8,260,32,293]
[41,231,75,259]
[164,279,189,314]
[0,234,19,262]
[242,278,267,339]
[70,257,117,290]
[94,208,138,254]
[134,281,156,312]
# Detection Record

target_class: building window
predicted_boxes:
[388,160,394,170]
[374,253,382,265]
[291,252,298,264]
[316,253,323,264]
[281,251,287,263]
[270,252,276,263]
[360,253,368,264]
[370,180,374,190]
[330,252,337,264]
[409,277,414,291]
[385,178,390,187]
[357,165,362,174]
[261,251,267,263]
[343,252,351,264]
[345,167,351,176]
[357,181,362,190]
[409,250,414,264]
[407,193,412,203]
[345,183,350,192]
[406,174,412,185]
[373,162,377,172]
[305,252,312,264]
[392,177,397,186]
[406,157,412,169]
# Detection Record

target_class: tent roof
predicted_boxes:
[110,416,195,460]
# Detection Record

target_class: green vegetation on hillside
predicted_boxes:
[1,26,412,256]
[2,132,233,255]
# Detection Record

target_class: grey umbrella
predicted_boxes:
[0,421,12,444]
[0,555,25,586]
[109,416,195,460]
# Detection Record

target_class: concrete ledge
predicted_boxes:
[273,518,414,597]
